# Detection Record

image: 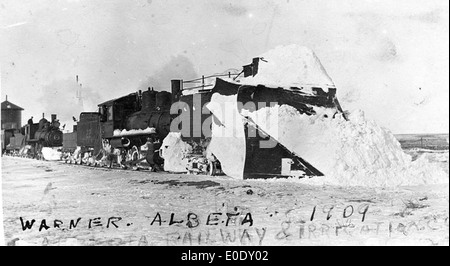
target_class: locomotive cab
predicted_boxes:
[98,93,141,138]
[99,105,111,123]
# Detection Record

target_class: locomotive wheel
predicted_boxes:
[208,161,216,176]
[125,150,132,163]
[131,146,139,162]
[117,154,123,166]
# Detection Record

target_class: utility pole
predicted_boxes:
[75,75,84,110]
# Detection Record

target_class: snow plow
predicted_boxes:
[204,78,345,179]
[166,45,347,179]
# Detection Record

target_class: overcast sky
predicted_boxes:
[0,0,448,134]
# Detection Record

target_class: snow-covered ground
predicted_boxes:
[2,152,448,246]
[2,44,448,246]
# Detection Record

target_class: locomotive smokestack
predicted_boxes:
[42,113,45,118]
[51,114,57,122]
[252,57,260,76]
[171,80,183,102]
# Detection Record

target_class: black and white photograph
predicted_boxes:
[0,0,448,250]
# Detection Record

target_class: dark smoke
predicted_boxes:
[137,55,198,92]
[37,56,197,130]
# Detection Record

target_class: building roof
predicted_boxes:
[1,100,24,110]
[98,92,137,106]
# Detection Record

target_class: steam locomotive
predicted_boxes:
[63,87,174,170]
[6,53,345,179]
[4,114,63,159]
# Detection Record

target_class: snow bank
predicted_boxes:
[245,105,449,187]
[238,44,335,91]
[113,127,156,137]
[160,132,193,173]
[41,147,62,161]
[416,151,449,163]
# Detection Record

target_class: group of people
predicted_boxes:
[100,136,163,171]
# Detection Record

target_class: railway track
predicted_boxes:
[2,154,192,176]
[60,160,160,173]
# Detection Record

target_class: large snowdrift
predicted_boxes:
[244,105,449,187]
[237,44,335,91]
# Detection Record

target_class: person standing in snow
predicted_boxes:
[146,137,162,172]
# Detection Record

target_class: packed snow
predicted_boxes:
[160,132,192,173]
[237,44,335,91]
[113,127,156,137]
[41,147,62,161]
[244,105,449,187]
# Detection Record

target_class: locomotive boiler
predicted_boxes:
[107,88,173,149]
[33,114,63,147]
